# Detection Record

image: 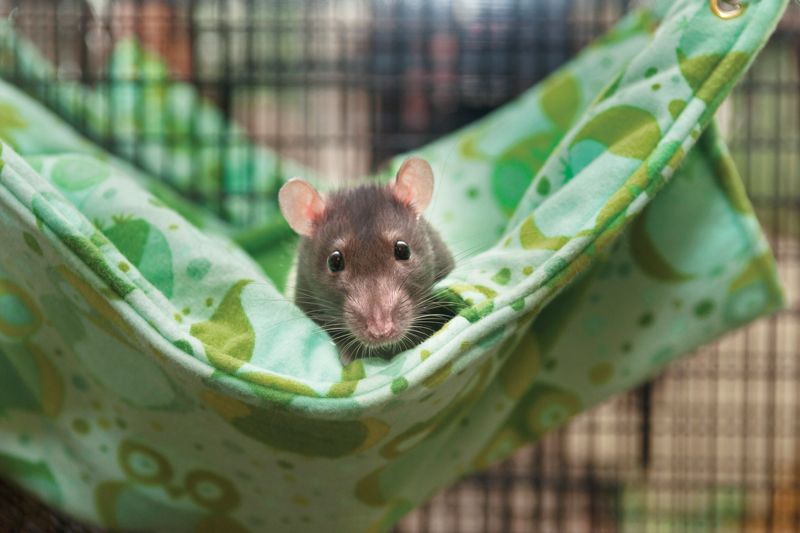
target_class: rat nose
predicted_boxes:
[366,311,396,340]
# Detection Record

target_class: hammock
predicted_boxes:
[0,1,787,531]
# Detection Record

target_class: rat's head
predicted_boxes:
[279,158,438,353]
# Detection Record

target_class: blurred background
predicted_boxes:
[0,0,798,531]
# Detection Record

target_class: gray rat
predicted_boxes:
[278,157,455,361]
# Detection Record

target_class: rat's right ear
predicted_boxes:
[279,178,326,237]
[392,157,434,215]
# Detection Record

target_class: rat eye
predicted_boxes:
[394,241,411,261]
[327,250,344,272]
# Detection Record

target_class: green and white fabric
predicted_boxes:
[0,1,787,532]
[0,21,304,227]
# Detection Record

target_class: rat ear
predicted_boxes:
[279,178,326,237]
[391,157,434,215]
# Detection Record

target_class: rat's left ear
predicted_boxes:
[278,178,326,237]
[391,157,434,215]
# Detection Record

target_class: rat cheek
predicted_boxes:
[329,274,352,303]
[342,297,367,339]
[342,299,357,324]
[394,291,415,332]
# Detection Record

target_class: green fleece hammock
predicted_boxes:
[0,1,787,532]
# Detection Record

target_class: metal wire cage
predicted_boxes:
[0,1,798,532]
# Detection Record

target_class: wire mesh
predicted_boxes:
[0,1,797,532]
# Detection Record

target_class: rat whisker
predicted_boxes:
[412,313,451,323]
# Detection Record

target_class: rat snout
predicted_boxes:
[366,308,397,340]
[346,280,412,346]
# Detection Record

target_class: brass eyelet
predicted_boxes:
[709,0,746,19]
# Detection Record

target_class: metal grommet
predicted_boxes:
[709,0,746,19]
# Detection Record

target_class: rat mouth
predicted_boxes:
[342,296,414,355]
[354,326,407,348]
[345,318,411,353]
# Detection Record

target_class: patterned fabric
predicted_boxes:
[0,20,308,228]
[0,1,787,532]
